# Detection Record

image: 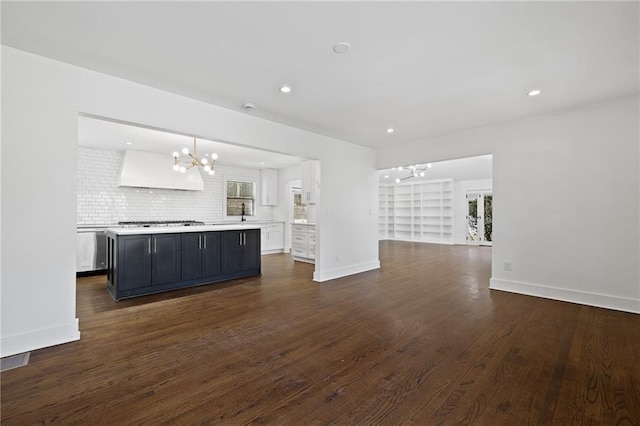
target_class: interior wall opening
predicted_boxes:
[377,154,493,246]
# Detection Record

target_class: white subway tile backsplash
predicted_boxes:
[77,147,273,225]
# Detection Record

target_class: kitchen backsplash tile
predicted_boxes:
[77,147,273,225]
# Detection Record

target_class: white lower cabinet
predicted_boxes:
[261,223,284,254]
[291,223,315,264]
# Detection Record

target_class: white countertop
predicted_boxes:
[106,223,264,235]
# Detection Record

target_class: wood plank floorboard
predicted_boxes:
[2,241,639,425]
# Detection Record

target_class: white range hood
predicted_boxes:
[117,150,204,191]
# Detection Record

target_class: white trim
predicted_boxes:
[223,176,258,220]
[261,249,284,255]
[387,238,455,245]
[1,318,81,358]
[313,261,381,282]
[489,278,640,314]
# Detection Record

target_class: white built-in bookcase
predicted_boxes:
[379,179,454,244]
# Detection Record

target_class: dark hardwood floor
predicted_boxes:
[2,241,639,425]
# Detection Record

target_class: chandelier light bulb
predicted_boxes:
[209,170,215,175]
[419,172,425,177]
[173,164,180,171]
[395,178,400,183]
[203,165,211,172]
[398,166,403,171]
[179,166,186,173]
[201,158,209,165]
[427,163,432,168]
[211,153,219,160]
[182,147,189,155]
[172,152,179,158]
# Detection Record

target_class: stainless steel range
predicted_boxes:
[118,220,205,228]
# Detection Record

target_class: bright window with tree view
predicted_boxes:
[226,181,255,216]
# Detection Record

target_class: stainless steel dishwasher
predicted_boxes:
[76,228,108,273]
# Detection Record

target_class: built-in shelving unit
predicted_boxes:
[378,185,393,240]
[379,179,453,244]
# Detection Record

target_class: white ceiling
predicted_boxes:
[78,116,304,170]
[3,2,638,150]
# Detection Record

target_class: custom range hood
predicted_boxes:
[117,150,204,191]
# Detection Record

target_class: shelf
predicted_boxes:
[379,180,453,243]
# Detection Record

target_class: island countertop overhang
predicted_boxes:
[107,224,262,235]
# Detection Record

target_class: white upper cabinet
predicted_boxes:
[260,168,278,206]
[301,160,320,204]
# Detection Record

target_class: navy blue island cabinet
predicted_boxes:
[106,228,261,300]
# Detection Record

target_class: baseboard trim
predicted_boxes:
[489,278,640,314]
[313,260,381,282]
[1,318,81,358]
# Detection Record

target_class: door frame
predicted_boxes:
[466,190,493,246]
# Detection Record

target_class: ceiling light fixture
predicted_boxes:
[394,164,429,183]
[172,137,218,175]
[386,128,395,133]
[125,141,133,145]
[527,89,542,97]
[242,102,256,110]
[279,85,292,93]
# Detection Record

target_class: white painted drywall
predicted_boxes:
[0,47,380,357]
[378,95,640,313]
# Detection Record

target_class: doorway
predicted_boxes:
[466,191,493,246]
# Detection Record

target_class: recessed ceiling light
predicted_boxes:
[260,162,265,165]
[242,102,256,110]
[125,141,133,145]
[333,42,351,54]
[386,128,394,133]
[527,89,542,97]
[279,85,292,94]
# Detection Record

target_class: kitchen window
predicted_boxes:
[226,180,255,216]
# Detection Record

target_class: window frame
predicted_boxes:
[223,178,257,219]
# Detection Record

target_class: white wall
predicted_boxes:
[453,179,493,244]
[1,47,380,357]
[378,95,640,313]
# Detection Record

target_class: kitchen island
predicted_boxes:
[106,224,261,300]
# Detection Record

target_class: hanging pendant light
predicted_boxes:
[172,137,218,175]
[394,163,431,183]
